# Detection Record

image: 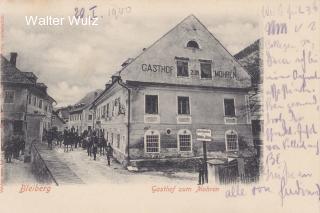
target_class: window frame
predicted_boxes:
[28,95,32,105]
[225,130,239,151]
[177,129,192,152]
[245,95,251,124]
[176,59,189,78]
[186,40,200,49]
[200,60,213,79]
[144,130,160,153]
[33,96,37,106]
[177,96,191,115]
[144,94,159,115]
[4,90,15,104]
[39,99,43,109]
[223,98,236,117]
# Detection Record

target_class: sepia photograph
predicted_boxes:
[0,1,264,187]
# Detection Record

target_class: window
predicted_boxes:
[106,103,110,117]
[225,130,238,151]
[200,62,212,79]
[145,95,158,114]
[178,96,190,115]
[28,95,32,105]
[224,99,235,117]
[187,40,199,49]
[33,96,37,106]
[88,114,93,120]
[245,95,251,123]
[13,120,23,134]
[178,129,192,151]
[102,105,106,117]
[4,91,14,103]
[111,133,114,145]
[252,120,262,135]
[145,130,160,153]
[176,60,189,77]
[44,105,48,112]
[116,134,120,148]
[39,99,43,109]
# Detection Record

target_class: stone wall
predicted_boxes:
[30,143,58,185]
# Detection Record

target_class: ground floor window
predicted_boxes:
[13,120,23,134]
[145,130,160,153]
[225,130,238,151]
[178,129,192,151]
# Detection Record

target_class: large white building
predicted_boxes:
[91,15,255,171]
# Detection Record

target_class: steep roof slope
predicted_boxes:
[234,39,261,86]
[116,14,251,89]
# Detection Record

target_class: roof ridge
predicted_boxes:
[115,14,200,77]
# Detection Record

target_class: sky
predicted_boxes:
[1,0,261,107]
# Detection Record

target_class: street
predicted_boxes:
[2,144,198,185]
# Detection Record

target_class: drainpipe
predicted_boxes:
[117,78,131,165]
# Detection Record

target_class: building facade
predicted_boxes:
[91,15,254,168]
[68,90,102,134]
[1,53,55,160]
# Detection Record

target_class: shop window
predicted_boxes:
[200,62,212,79]
[145,95,158,114]
[178,129,192,151]
[225,130,238,151]
[176,61,189,77]
[145,130,160,153]
[39,99,43,109]
[187,40,199,49]
[224,98,235,117]
[13,120,23,134]
[178,96,190,115]
[4,91,14,103]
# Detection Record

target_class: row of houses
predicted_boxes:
[63,15,263,174]
[1,52,57,161]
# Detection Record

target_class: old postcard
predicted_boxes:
[0,0,319,212]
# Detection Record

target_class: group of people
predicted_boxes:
[3,135,25,163]
[81,130,113,166]
[43,127,113,166]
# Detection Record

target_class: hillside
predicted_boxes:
[234,39,261,86]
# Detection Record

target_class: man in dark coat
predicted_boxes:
[4,137,13,163]
[92,142,98,160]
[197,158,205,185]
[106,143,113,166]
[92,132,98,160]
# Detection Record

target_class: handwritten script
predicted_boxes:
[225,0,320,209]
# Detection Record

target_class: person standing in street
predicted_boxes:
[4,137,13,163]
[197,158,205,185]
[106,143,113,166]
[92,131,98,160]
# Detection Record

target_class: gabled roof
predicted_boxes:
[52,110,66,124]
[112,14,251,89]
[70,89,103,113]
[1,55,36,84]
[1,54,56,103]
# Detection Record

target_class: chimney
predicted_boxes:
[94,92,98,97]
[10,52,18,66]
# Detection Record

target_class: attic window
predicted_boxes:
[187,40,199,49]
